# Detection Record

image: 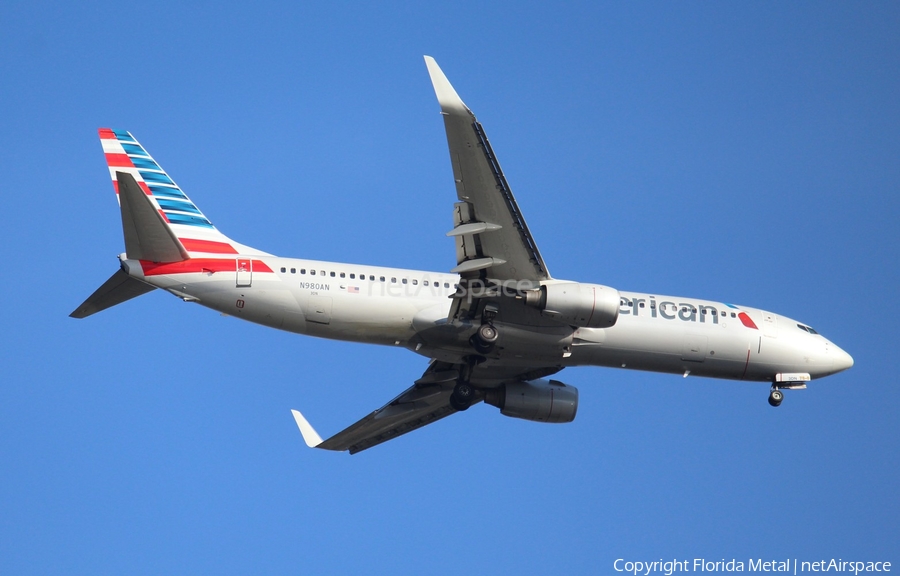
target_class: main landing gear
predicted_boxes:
[450,381,476,411]
[470,323,499,354]
[768,388,784,407]
[470,305,500,355]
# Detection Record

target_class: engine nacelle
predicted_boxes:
[524,282,619,328]
[484,379,578,423]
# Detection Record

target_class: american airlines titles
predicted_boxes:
[619,296,725,324]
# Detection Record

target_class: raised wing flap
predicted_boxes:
[425,56,550,283]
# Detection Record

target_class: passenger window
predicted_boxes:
[391,277,396,283]
[369,275,375,281]
[444,282,449,288]
[380,276,385,282]
[424,281,429,286]
[413,279,418,285]
[639,302,645,308]
[402,278,408,284]
[349,273,355,279]
[731,312,736,318]
[311,270,316,275]
[280,267,286,273]
[320,271,325,276]
[340,272,345,278]
[330,272,336,277]
[290,268,296,274]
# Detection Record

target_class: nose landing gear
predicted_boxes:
[767,373,810,406]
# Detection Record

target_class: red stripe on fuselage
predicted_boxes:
[180,239,239,254]
[140,258,273,276]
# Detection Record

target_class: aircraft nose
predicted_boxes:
[831,346,854,373]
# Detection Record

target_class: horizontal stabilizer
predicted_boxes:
[117,171,188,263]
[70,269,156,318]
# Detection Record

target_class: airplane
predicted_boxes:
[72,56,854,454]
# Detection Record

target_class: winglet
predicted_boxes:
[291,409,323,448]
[424,56,470,116]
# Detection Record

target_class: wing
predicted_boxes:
[291,363,462,455]
[290,59,569,455]
[291,362,565,455]
[425,56,550,285]
[425,57,562,327]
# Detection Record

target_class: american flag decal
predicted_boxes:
[348,286,359,294]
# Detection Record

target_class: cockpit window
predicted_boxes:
[797,324,819,335]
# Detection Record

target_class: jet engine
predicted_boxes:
[484,379,578,423]
[523,282,620,328]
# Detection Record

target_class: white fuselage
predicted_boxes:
[125,254,852,385]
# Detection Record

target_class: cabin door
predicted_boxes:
[236,258,252,287]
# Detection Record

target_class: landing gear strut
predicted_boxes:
[768,388,784,407]
[450,381,476,411]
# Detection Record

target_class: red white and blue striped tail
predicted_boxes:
[98,128,265,257]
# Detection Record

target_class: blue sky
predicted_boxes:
[1,2,897,574]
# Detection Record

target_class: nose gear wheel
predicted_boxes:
[768,388,784,407]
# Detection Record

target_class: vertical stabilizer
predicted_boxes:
[117,171,188,262]
[98,129,268,258]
